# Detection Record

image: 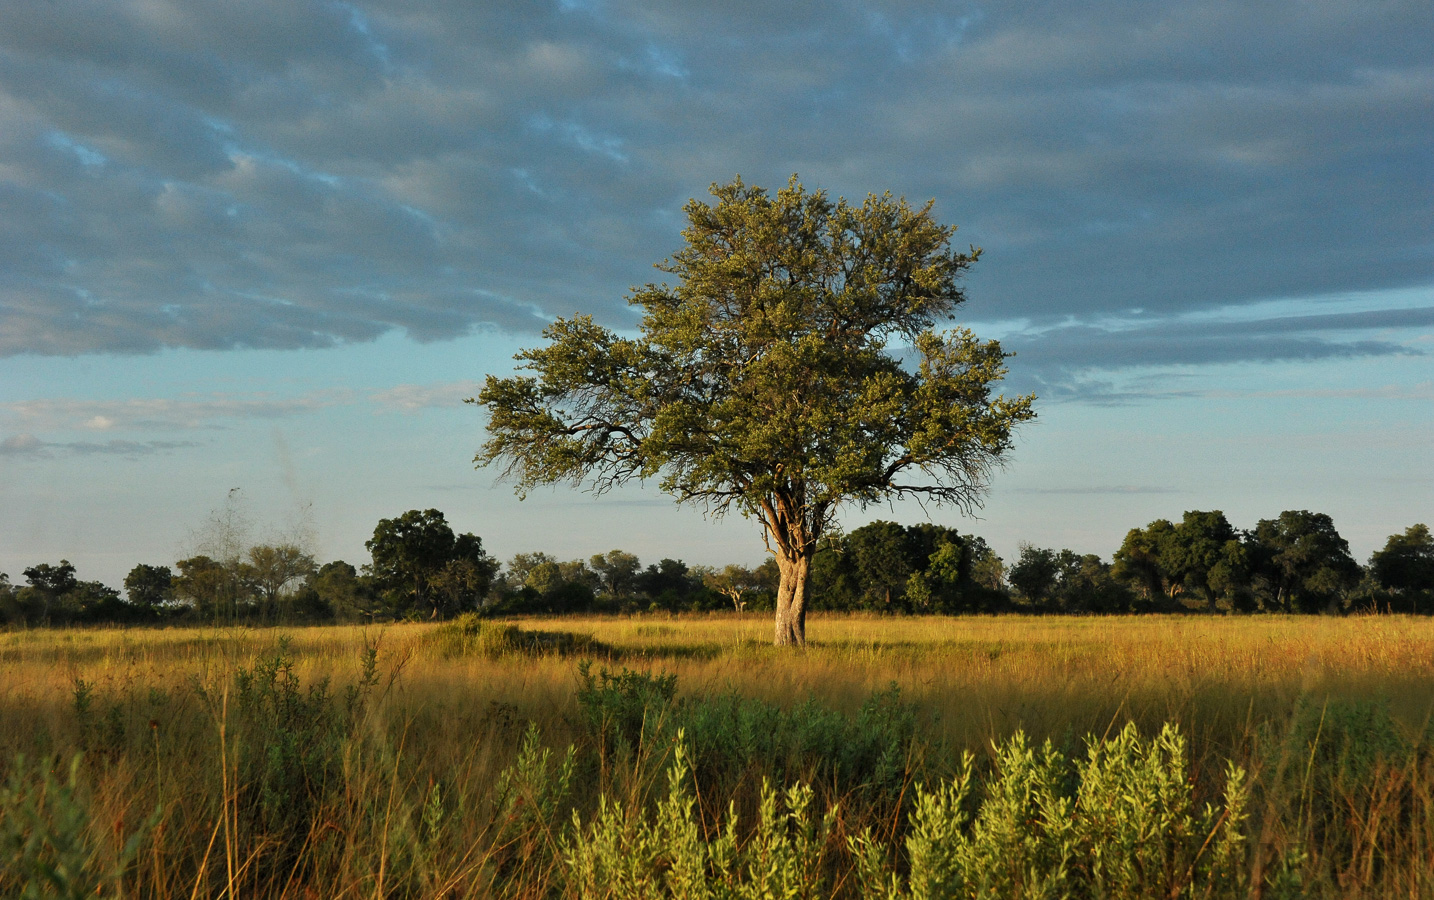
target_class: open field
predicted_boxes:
[3,613,1434,897]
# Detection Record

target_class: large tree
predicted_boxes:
[1163,510,1247,612]
[1250,510,1361,613]
[475,177,1034,645]
[365,509,496,617]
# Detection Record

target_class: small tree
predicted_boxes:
[247,544,318,620]
[475,176,1035,645]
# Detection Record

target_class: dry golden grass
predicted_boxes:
[3,613,1433,898]
[6,612,1434,761]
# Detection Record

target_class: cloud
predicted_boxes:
[0,433,44,455]
[990,299,1430,401]
[1005,485,1183,495]
[0,433,199,457]
[369,380,485,412]
[0,390,354,431]
[0,0,1427,357]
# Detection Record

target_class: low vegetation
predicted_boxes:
[2,614,1433,897]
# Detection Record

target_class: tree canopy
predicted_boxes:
[365,509,497,617]
[475,176,1035,644]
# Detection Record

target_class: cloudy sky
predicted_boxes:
[1,0,1430,588]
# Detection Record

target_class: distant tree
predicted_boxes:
[1008,544,1061,607]
[1250,510,1361,613]
[501,552,557,594]
[431,557,499,616]
[847,521,917,610]
[904,536,967,613]
[310,561,379,621]
[22,561,77,623]
[124,564,174,614]
[636,559,694,603]
[1163,511,1248,612]
[590,550,642,598]
[475,176,1036,645]
[366,509,496,618]
[702,564,767,612]
[966,537,1006,593]
[247,544,318,620]
[1056,552,1135,614]
[0,572,17,624]
[23,560,77,595]
[173,556,236,619]
[1369,524,1434,612]
[1113,520,1178,609]
[66,581,125,622]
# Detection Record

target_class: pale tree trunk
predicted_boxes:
[773,547,812,647]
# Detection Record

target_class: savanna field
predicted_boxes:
[3,614,1434,898]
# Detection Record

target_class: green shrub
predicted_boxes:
[432,613,528,658]
[574,666,919,808]
[0,755,153,900]
[575,662,679,762]
[196,636,380,881]
[851,723,1248,900]
[562,733,836,899]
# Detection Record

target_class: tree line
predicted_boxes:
[1,507,1430,627]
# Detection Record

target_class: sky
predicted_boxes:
[1,0,1430,590]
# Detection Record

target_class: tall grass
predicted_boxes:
[1,613,1432,897]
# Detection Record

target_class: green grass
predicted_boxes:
[1,613,1433,897]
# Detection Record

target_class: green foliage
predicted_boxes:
[483,723,577,892]
[1258,696,1418,889]
[476,175,1035,645]
[0,755,154,900]
[852,723,1249,900]
[575,663,680,760]
[122,563,172,612]
[678,685,919,803]
[573,666,920,814]
[431,613,527,658]
[365,508,497,617]
[1369,523,1434,611]
[562,734,837,900]
[198,636,379,878]
[1010,545,1133,613]
[1250,511,1361,613]
[812,521,998,613]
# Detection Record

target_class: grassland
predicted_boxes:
[2,613,1433,897]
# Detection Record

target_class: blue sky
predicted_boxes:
[1,0,1430,588]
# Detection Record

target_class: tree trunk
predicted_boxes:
[773,549,812,647]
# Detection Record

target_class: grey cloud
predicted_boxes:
[0,0,1428,358]
[369,381,486,412]
[994,303,1430,402]
[0,433,198,457]
[1,390,354,431]
[1005,485,1183,495]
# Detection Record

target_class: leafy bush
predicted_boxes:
[574,666,919,808]
[850,722,1249,900]
[562,735,837,899]
[575,662,679,760]
[196,636,380,880]
[432,613,528,658]
[0,755,153,900]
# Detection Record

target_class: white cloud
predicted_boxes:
[369,381,485,412]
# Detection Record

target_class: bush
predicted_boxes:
[432,613,528,658]
[850,723,1249,900]
[0,755,154,900]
